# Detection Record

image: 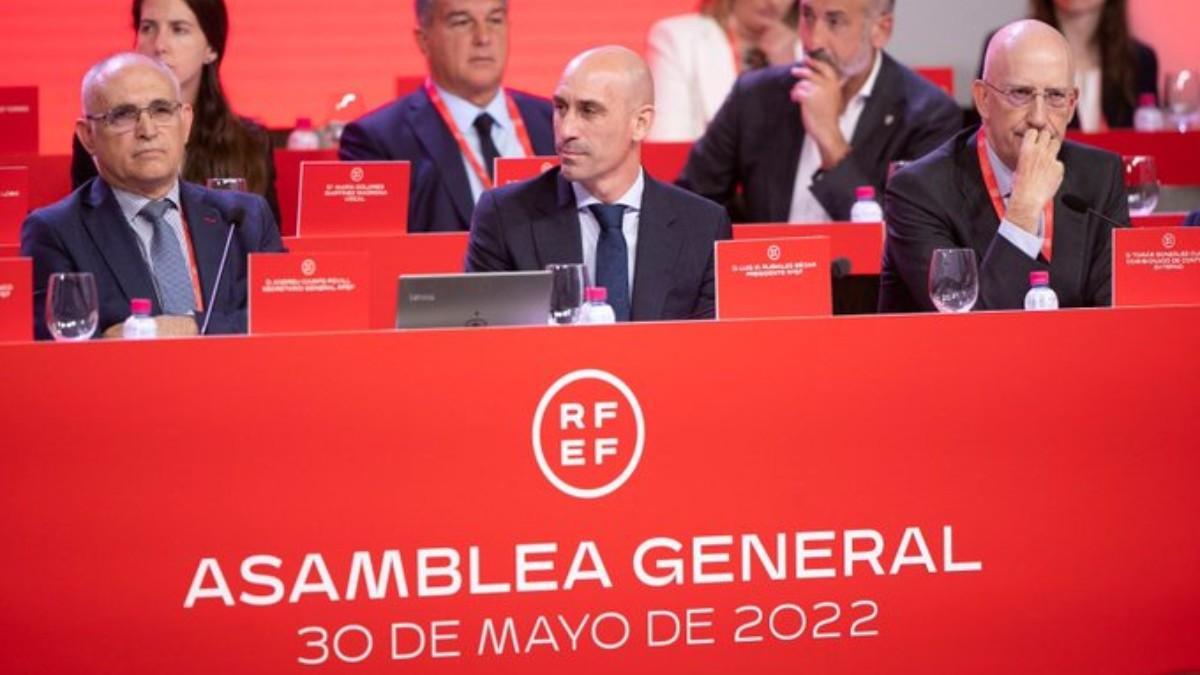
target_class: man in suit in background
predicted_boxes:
[339,0,554,232]
[879,20,1125,312]
[21,53,283,340]
[678,0,960,223]
[466,46,731,321]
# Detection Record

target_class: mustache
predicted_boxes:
[805,49,843,78]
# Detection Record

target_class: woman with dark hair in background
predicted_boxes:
[71,0,279,219]
[979,0,1158,131]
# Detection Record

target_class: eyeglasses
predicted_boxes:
[980,80,1076,110]
[84,100,182,132]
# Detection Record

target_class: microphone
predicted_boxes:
[199,204,245,336]
[1062,194,1129,229]
[831,256,852,280]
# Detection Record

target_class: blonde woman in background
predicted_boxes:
[647,0,801,141]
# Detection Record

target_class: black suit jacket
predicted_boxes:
[338,87,555,232]
[879,127,1126,312]
[677,51,961,222]
[20,177,285,339]
[466,168,732,321]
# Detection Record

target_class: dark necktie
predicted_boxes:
[472,113,501,181]
[588,203,630,322]
[138,199,195,315]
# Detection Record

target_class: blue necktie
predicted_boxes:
[139,199,196,315]
[589,203,630,322]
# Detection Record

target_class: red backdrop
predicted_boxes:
[0,0,1195,155]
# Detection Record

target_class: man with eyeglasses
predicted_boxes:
[338,0,554,232]
[879,20,1126,312]
[20,52,283,339]
[678,0,960,223]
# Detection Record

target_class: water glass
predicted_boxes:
[205,177,248,192]
[1164,70,1199,132]
[46,272,99,341]
[928,248,979,313]
[546,263,586,325]
[1123,155,1159,216]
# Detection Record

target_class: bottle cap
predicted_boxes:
[1137,93,1157,107]
[585,286,608,302]
[1029,270,1050,287]
[294,117,313,130]
[130,298,152,315]
[855,186,876,200]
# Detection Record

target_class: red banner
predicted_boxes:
[0,87,38,155]
[715,236,831,319]
[0,256,31,341]
[1112,227,1200,307]
[0,165,29,245]
[248,251,371,334]
[297,161,410,237]
[1,308,1199,673]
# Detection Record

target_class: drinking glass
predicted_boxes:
[928,248,979,313]
[206,177,247,192]
[46,272,99,341]
[1164,70,1199,132]
[546,263,586,325]
[1123,155,1159,216]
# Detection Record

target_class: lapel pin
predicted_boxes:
[884,114,895,127]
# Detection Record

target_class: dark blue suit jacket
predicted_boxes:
[338,87,555,232]
[20,178,285,339]
[466,168,732,321]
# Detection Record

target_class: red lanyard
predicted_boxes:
[725,24,743,75]
[424,78,535,190]
[976,128,1054,262]
[178,210,205,311]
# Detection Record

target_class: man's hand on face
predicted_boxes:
[1006,128,1064,235]
[791,54,850,169]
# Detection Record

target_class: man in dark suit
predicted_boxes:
[338,0,554,232]
[21,53,283,340]
[880,20,1125,312]
[467,46,731,321]
[678,0,961,223]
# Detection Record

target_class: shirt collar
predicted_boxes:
[434,84,513,135]
[852,49,884,104]
[572,169,646,212]
[983,132,1015,198]
[111,180,182,224]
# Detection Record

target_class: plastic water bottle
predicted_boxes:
[122,298,157,339]
[1133,94,1165,132]
[286,118,321,150]
[849,186,884,222]
[1023,271,1059,311]
[579,286,616,325]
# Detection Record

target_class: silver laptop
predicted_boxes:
[396,271,553,329]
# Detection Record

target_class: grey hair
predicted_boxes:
[80,52,181,116]
[416,0,508,28]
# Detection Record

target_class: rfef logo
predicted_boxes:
[532,369,644,499]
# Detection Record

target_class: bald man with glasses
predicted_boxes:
[879,20,1127,312]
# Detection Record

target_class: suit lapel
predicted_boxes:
[631,176,683,321]
[849,53,904,156]
[956,130,1003,252]
[770,99,805,222]
[530,173,584,267]
[409,89,475,226]
[1049,167,1086,291]
[180,182,227,312]
[511,92,555,155]
[80,179,159,309]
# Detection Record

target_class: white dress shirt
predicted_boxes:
[435,85,527,203]
[1074,68,1104,133]
[984,138,1046,260]
[788,49,883,223]
[571,170,645,293]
